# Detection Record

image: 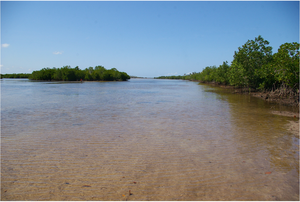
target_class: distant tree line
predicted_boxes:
[28,65,130,81]
[156,36,299,93]
[1,73,31,78]
[155,75,184,80]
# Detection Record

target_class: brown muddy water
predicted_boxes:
[1,78,299,200]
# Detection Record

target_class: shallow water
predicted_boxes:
[1,78,299,200]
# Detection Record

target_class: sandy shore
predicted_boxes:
[271,110,299,137]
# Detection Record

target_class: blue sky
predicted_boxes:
[1,1,299,77]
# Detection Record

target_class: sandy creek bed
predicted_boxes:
[1,79,299,200]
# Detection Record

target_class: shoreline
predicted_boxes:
[271,110,300,137]
[195,80,300,137]
[189,80,299,108]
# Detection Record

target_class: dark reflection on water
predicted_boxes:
[1,78,299,200]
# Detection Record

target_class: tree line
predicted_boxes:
[28,65,130,81]
[1,73,31,78]
[156,36,299,94]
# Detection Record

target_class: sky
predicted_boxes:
[1,1,299,77]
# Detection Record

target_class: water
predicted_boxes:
[1,78,299,200]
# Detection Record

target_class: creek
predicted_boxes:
[1,78,299,200]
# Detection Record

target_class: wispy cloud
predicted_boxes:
[2,44,10,48]
[53,51,63,55]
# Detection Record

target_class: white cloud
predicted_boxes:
[2,44,10,48]
[53,51,63,55]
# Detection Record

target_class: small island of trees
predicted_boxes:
[29,65,130,81]
[1,73,31,78]
[0,65,130,81]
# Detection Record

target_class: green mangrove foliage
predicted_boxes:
[1,73,32,78]
[155,75,186,80]
[156,36,299,92]
[28,65,130,81]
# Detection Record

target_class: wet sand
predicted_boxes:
[271,110,299,137]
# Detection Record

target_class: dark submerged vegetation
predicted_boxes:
[28,65,130,81]
[156,36,299,105]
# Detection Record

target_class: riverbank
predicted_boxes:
[195,80,299,108]
[271,110,299,137]
[250,91,299,107]
[197,80,299,137]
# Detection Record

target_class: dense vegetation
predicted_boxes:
[155,75,185,80]
[156,36,299,94]
[1,73,31,78]
[28,65,130,81]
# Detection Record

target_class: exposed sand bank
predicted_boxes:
[271,110,299,137]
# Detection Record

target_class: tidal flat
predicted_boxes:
[1,78,299,200]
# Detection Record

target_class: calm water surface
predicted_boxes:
[1,78,299,200]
